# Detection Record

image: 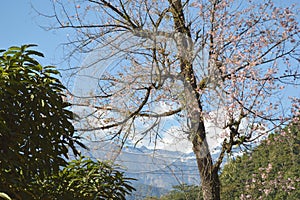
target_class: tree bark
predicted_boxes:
[193,136,221,200]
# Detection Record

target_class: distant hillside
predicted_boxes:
[128,183,169,200]
[221,122,300,199]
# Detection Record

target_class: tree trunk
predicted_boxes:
[193,137,221,200]
[184,77,221,200]
[169,1,221,199]
[184,84,221,200]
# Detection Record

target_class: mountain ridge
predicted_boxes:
[80,141,224,198]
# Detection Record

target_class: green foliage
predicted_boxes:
[221,122,300,199]
[36,156,136,200]
[0,45,85,198]
[0,45,136,199]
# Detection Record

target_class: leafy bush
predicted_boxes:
[38,156,136,200]
[0,45,85,198]
[0,45,135,199]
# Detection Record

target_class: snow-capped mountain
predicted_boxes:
[81,141,223,199]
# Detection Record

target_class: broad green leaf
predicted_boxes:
[25,50,44,57]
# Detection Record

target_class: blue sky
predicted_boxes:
[0,0,67,67]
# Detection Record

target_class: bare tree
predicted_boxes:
[44,0,299,199]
